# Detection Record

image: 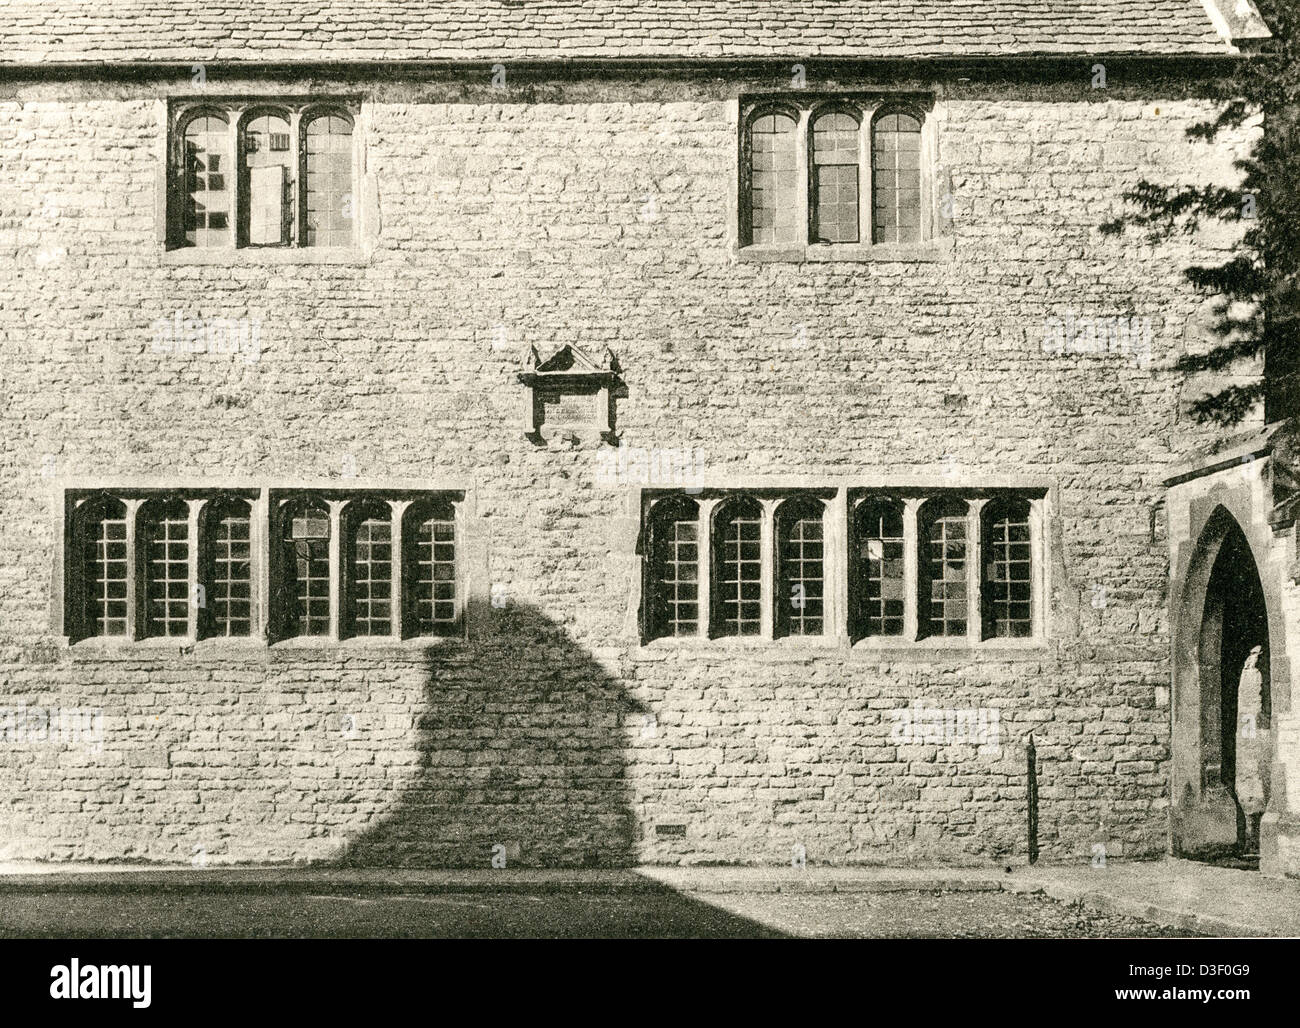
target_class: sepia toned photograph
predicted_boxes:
[0,0,1298,1004]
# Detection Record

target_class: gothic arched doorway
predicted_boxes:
[1172,506,1272,866]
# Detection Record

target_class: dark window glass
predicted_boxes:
[778,499,825,637]
[284,503,331,637]
[716,498,763,636]
[857,499,905,637]
[410,503,457,637]
[922,499,968,638]
[207,498,252,638]
[984,501,1033,638]
[143,499,190,638]
[347,506,392,637]
[650,498,699,638]
[82,499,128,637]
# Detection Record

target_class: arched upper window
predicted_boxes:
[282,499,331,638]
[181,111,230,248]
[777,497,825,637]
[345,501,393,638]
[79,497,129,638]
[811,109,861,243]
[171,101,358,251]
[303,110,354,248]
[141,498,190,638]
[920,497,969,638]
[714,497,763,637]
[239,109,293,247]
[745,109,798,246]
[648,496,700,639]
[872,110,922,245]
[406,499,458,638]
[204,496,252,638]
[856,498,905,638]
[983,498,1033,638]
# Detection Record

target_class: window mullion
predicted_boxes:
[697,498,716,640]
[226,111,240,249]
[903,498,922,641]
[390,499,410,641]
[760,498,778,641]
[123,498,143,641]
[796,109,811,246]
[967,498,988,644]
[829,491,848,644]
[186,497,207,641]
[328,499,346,641]
[259,492,275,643]
[1031,497,1046,639]
[289,109,301,247]
[859,106,873,246]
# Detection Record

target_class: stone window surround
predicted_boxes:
[731,92,954,264]
[633,479,1050,653]
[51,481,479,650]
[156,95,377,265]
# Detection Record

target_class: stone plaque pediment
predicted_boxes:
[517,344,620,441]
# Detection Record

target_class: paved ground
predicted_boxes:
[0,887,1195,939]
[0,859,1293,938]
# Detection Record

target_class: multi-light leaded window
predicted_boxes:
[644,490,1039,645]
[409,502,458,637]
[649,497,700,638]
[142,499,190,638]
[304,112,354,248]
[66,490,461,644]
[871,111,923,245]
[811,110,861,244]
[715,498,763,637]
[857,499,905,637]
[239,109,294,247]
[181,111,230,248]
[740,99,930,250]
[921,499,969,638]
[206,498,252,638]
[169,102,357,250]
[777,498,825,637]
[746,110,799,246]
[284,501,331,638]
[347,503,393,637]
[81,498,129,638]
[984,499,1033,638]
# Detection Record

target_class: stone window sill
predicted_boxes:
[160,246,369,267]
[66,635,462,658]
[737,238,953,264]
[637,633,1047,661]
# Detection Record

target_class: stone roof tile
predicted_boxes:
[0,0,1271,65]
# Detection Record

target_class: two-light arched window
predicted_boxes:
[173,104,356,250]
[742,101,926,248]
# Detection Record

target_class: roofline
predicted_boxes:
[0,52,1265,82]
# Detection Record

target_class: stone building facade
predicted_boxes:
[0,0,1293,873]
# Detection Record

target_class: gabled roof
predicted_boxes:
[0,0,1272,66]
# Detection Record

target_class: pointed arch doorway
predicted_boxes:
[1171,506,1272,866]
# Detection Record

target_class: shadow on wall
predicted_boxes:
[338,600,787,935]
[343,599,643,869]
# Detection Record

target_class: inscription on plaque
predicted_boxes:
[537,386,597,432]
